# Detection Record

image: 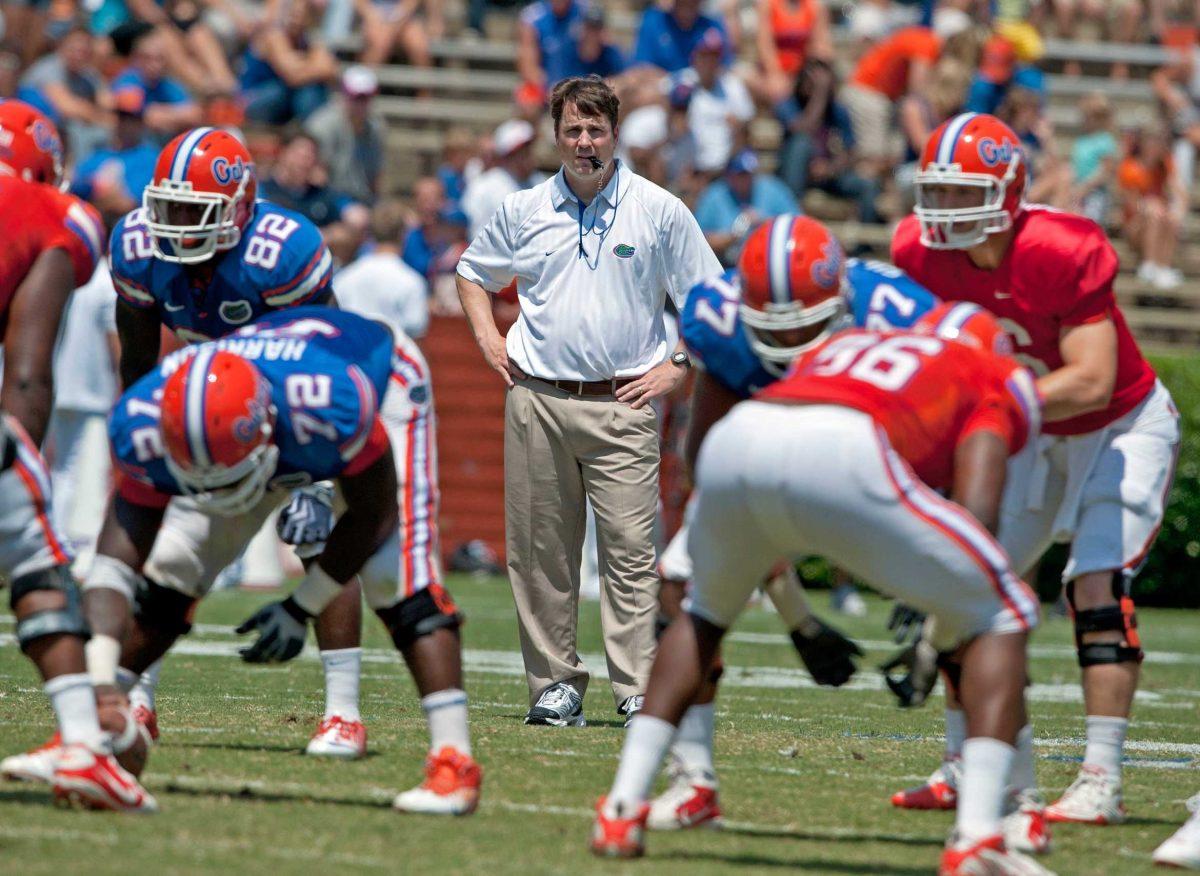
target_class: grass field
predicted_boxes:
[0,575,1197,875]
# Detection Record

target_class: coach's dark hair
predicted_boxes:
[550,75,620,136]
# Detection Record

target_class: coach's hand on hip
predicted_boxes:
[616,355,688,409]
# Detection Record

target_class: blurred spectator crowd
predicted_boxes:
[3,0,1200,323]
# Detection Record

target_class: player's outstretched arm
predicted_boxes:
[115,298,166,390]
[0,248,76,445]
[950,430,1009,535]
[237,448,398,663]
[683,370,741,479]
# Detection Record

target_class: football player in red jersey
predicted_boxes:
[592,305,1053,874]
[0,100,156,812]
[893,112,1180,826]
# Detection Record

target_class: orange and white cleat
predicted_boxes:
[590,797,650,859]
[131,705,159,742]
[939,832,1056,876]
[51,744,158,813]
[305,715,367,759]
[1046,766,1126,825]
[892,758,960,810]
[392,746,481,815]
[1,734,63,784]
[1004,789,1052,855]
[647,766,723,831]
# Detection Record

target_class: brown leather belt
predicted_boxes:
[533,376,638,397]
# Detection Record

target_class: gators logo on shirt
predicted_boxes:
[613,244,636,258]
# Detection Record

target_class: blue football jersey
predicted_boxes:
[110,307,395,498]
[843,258,939,332]
[680,269,776,397]
[681,261,940,399]
[109,200,333,344]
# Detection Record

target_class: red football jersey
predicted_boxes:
[757,329,1040,491]
[0,175,104,334]
[892,207,1156,436]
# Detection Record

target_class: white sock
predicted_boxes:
[320,647,362,722]
[1010,724,1037,794]
[956,737,1015,842]
[945,707,967,760]
[129,660,163,712]
[422,688,470,755]
[1083,715,1128,780]
[607,715,676,816]
[45,673,105,751]
[670,702,716,777]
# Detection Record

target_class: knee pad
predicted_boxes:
[10,565,89,650]
[1066,576,1144,667]
[376,585,462,651]
[134,575,196,638]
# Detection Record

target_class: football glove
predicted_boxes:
[790,617,863,687]
[886,602,926,645]
[880,637,940,708]
[276,482,335,560]
[236,597,311,663]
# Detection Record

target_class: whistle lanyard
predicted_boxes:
[574,167,620,269]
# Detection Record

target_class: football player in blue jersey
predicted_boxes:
[648,215,940,830]
[92,308,482,813]
[85,127,367,758]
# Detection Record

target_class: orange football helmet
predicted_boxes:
[914,112,1026,250]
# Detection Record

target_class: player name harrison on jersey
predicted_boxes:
[159,337,310,375]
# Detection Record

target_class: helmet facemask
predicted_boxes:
[914,153,1021,250]
[740,296,847,377]
[143,174,249,264]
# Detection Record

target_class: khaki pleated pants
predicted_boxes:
[504,377,660,709]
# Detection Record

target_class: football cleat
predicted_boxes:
[647,765,723,831]
[51,744,158,813]
[392,746,481,816]
[1,735,63,784]
[305,715,367,759]
[131,705,160,743]
[1045,766,1127,825]
[1153,794,1200,869]
[525,682,585,727]
[590,796,649,859]
[892,758,960,810]
[939,832,1057,876]
[619,695,644,729]
[1003,789,1052,855]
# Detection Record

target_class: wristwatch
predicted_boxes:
[670,350,692,369]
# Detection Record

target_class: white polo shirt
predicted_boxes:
[456,160,721,381]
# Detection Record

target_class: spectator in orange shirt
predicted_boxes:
[1118,123,1186,290]
[753,0,834,104]
[839,25,941,171]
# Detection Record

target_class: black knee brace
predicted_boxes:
[10,565,89,650]
[936,652,963,699]
[134,576,196,638]
[1066,576,1144,667]
[376,585,462,651]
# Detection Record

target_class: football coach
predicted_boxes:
[456,75,721,728]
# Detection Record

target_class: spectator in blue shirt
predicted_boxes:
[71,86,159,225]
[259,132,368,234]
[110,29,201,141]
[240,0,338,126]
[633,0,730,74]
[555,6,626,83]
[694,148,799,264]
[517,0,581,89]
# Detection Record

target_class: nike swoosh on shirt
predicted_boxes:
[163,301,186,312]
[994,292,1013,299]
